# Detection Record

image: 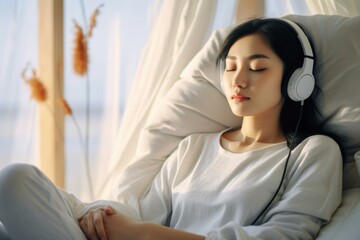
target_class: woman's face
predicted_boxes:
[222,33,284,118]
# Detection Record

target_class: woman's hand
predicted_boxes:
[79,206,115,240]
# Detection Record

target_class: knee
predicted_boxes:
[0,164,38,197]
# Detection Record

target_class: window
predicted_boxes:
[0,0,39,168]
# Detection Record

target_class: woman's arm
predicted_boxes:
[78,146,183,240]
[104,212,205,240]
[141,223,205,240]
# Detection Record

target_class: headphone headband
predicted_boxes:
[279,18,314,58]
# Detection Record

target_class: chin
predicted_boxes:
[231,109,251,117]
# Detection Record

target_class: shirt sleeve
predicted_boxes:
[76,146,180,224]
[206,135,343,240]
[135,147,179,224]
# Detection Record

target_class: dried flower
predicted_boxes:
[57,98,73,115]
[27,77,47,102]
[87,4,103,38]
[73,20,88,76]
[22,66,47,103]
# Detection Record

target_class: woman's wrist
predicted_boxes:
[138,222,205,240]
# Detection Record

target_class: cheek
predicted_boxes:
[256,77,283,101]
[222,77,233,96]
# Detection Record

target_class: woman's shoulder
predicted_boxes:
[299,134,340,149]
[176,131,227,157]
[293,134,342,164]
[180,131,221,147]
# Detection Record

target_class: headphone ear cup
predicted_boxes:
[287,68,315,101]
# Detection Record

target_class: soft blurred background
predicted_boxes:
[1,0,355,201]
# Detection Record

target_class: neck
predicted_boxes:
[240,114,284,144]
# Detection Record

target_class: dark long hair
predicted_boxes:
[217,18,335,149]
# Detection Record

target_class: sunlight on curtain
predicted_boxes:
[63,0,242,201]
[0,0,39,170]
[92,0,163,199]
[266,0,360,17]
[265,0,311,16]
[94,0,244,200]
[64,0,159,201]
[305,0,360,16]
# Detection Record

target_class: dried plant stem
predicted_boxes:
[74,0,103,200]
[80,0,88,33]
[79,0,93,200]
[51,97,94,199]
[72,112,94,199]
[71,115,85,158]
[85,72,93,199]
[57,96,94,199]
[44,98,94,199]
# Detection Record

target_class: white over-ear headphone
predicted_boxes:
[219,18,315,102]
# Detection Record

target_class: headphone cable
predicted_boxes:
[251,102,304,225]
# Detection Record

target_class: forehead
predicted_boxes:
[227,33,276,59]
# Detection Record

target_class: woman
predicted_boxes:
[0,18,342,240]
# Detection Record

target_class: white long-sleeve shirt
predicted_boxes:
[79,132,342,239]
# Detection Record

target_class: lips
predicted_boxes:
[231,94,250,102]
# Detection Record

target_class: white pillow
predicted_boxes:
[286,15,360,189]
[139,15,360,190]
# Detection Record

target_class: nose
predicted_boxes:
[232,71,248,88]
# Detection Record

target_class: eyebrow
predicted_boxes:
[226,54,270,60]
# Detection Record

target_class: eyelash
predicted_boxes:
[225,68,266,72]
[250,68,266,72]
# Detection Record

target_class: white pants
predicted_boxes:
[0,164,87,240]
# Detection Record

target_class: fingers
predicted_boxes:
[93,210,107,240]
[103,206,115,215]
[79,207,110,240]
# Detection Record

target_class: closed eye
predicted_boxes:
[249,68,266,72]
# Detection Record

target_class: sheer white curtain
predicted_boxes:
[94,0,247,199]
[91,0,161,200]
[0,0,39,170]
[265,0,311,16]
[63,0,160,201]
[63,0,242,201]
[107,0,217,180]
[265,0,360,16]
[305,0,360,16]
